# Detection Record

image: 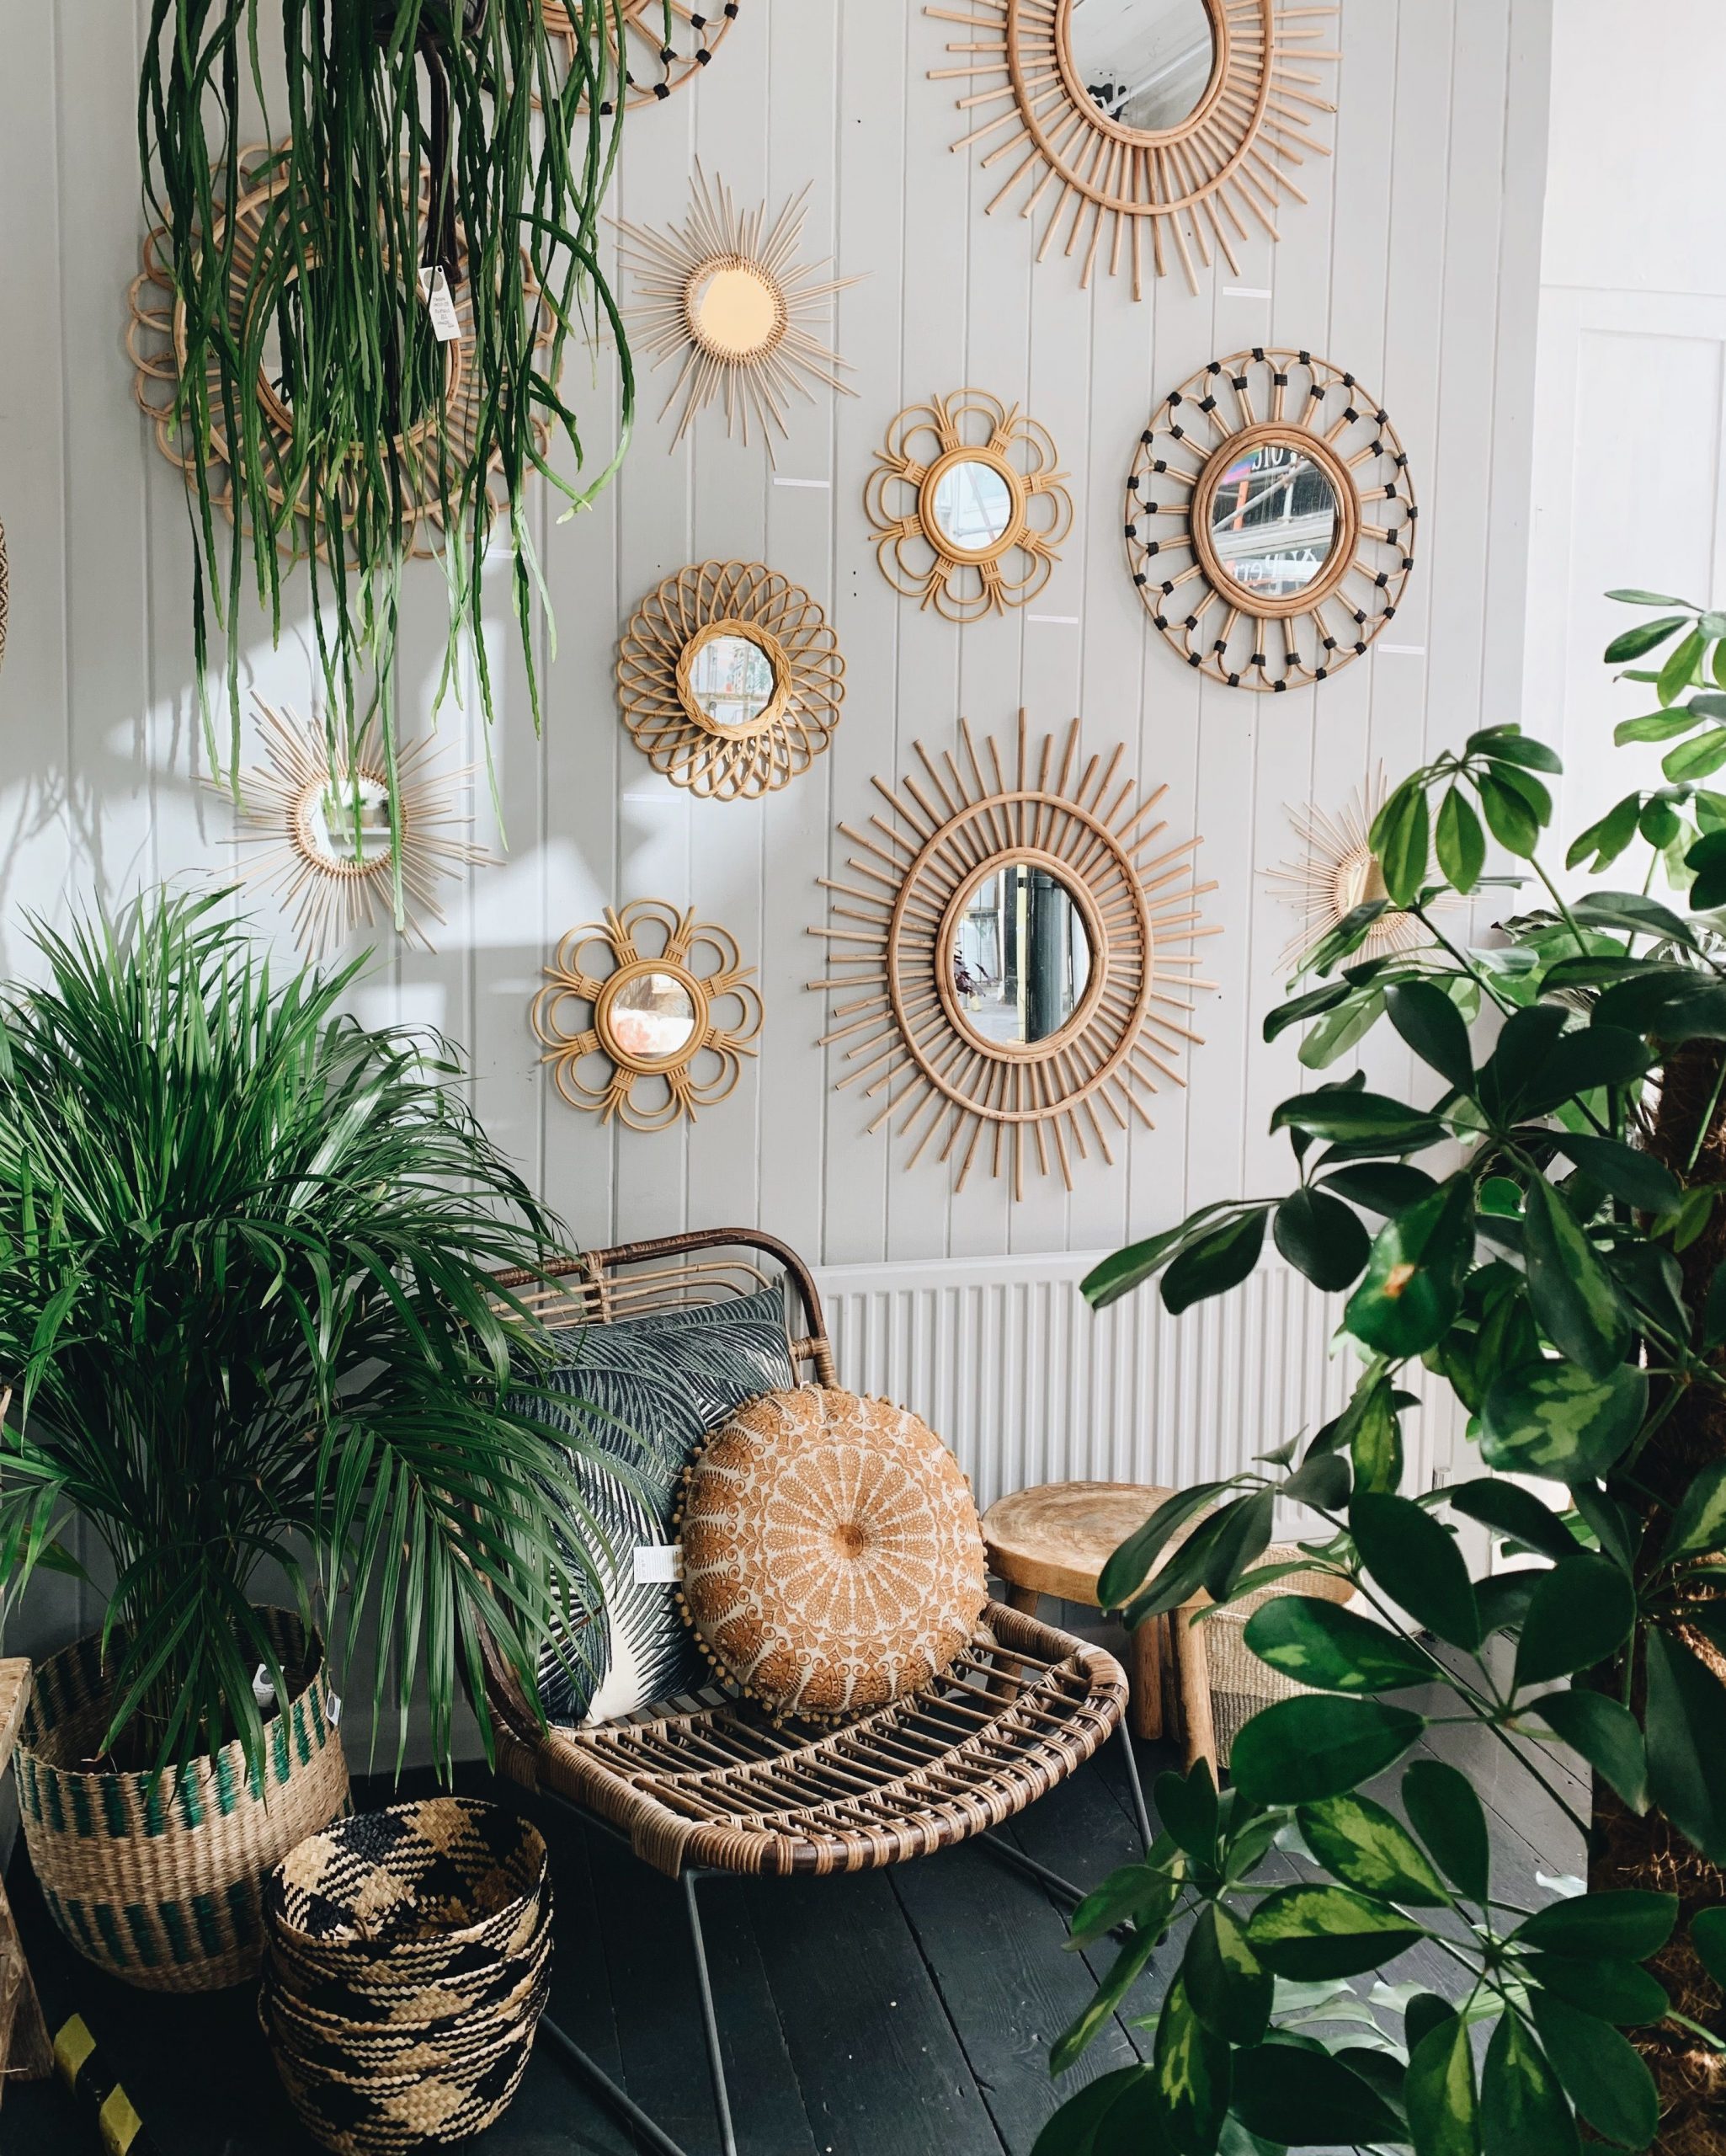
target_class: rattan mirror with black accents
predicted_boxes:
[1125,348,1417,691]
[809,713,1217,1198]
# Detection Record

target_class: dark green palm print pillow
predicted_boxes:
[534,1283,796,1725]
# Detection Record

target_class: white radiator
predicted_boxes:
[814,1251,1468,1517]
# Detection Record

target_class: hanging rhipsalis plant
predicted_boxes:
[132,1,635,853]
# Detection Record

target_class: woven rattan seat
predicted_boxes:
[478,1230,1134,2156]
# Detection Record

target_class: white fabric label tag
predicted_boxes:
[252,1662,276,1710]
[418,265,461,343]
[632,1544,683,1585]
[326,1692,343,1727]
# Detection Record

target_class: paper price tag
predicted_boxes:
[418,265,461,343]
[252,1662,277,1711]
[632,1544,683,1586]
[327,1693,343,1727]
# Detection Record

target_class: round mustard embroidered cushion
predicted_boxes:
[676,1387,988,1720]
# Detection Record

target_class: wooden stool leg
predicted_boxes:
[1003,1582,1040,1617]
[1127,1614,1164,1741]
[1174,1604,1217,1781]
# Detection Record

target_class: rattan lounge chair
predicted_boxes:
[479,1230,1142,2156]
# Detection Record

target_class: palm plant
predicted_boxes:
[0,889,595,1779]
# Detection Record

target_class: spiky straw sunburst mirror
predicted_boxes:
[533,900,762,1130]
[615,166,860,459]
[810,713,1217,1197]
[542,0,740,109]
[1263,774,1449,973]
[618,560,846,799]
[221,701,492,959]
[926,0,1338,298]
[865,392,1072,622]
[1127,349,1416,691]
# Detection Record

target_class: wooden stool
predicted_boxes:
[981,1481,1181,1742]
[0,1658,50,2095]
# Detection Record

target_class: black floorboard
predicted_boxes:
[3,1700,1584,2156]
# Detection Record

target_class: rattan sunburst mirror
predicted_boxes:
[810,713,1217,1196]
[928,0,1339,297]
[1265,772,1454,973]
[865,392,1072,622]
[618,559,845,798]
[617,165,860,459]
[534,899,762,1130]
[1127,348,1416,691]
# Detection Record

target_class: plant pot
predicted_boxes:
[14,1609,349,1993]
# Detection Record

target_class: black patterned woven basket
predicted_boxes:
[261,1798,551,2154]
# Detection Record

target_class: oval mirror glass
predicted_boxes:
[610,971,698,1063]
[931,458,1015,552]
[951,862,1092,1046]
[687,261,781,359]
[1068,0,1217,136]
[686,629,779,735]
[311,775,392,866]
[1208,438,1340,601]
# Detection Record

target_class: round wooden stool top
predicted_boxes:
[981,1481,1176,1608]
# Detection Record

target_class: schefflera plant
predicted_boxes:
[1035,596,1726,2156]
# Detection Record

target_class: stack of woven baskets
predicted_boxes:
[259,1797,551,2155]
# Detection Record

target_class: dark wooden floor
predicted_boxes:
[4,1671,1584,2156]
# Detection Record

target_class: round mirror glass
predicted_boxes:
[1334,848,1391,915]
[931,458,1015,553]
[310,775,392,867]
[951,862,1093,1046]
[609,971,698,1063]
[1207,438,1340,601]
[687,261,780,359]
[1068,0,1217,136]
[686,629,779,735]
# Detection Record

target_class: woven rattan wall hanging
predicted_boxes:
[221,700,492,959]
[543,0,740,108]
[618,560,845,798]
[1126,348,1416,691]
[865,392,1072,622]
[534,899,762,1129]
[810,713,1217,1197]
[927,0,1338,298]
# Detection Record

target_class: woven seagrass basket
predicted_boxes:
[14,1609,349,1993]
[1196,1545,1356,1766]
[261,1798,551,2156]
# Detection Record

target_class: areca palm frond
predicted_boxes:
[0,889,598,1779]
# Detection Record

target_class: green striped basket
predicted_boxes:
[15,1609,349,1993]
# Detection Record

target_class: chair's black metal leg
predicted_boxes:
[1118,1717,1154,1854]
[537,2014,694,2156]
[685,1870,739,2156]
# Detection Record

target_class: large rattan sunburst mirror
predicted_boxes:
[928,0,1339,297]
[810,713,1217,1197]
[1126,348,1417,691]
[533,899,762,1130]
[618,559,845,798]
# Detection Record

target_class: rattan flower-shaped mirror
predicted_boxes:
[1126,348,1416,691]
[865,392,1072,622]
[542,0,740,109]
[534,900,762,1130]
[618,559,845,799]
[928,0,1338,296]
[810,713,1217,1196]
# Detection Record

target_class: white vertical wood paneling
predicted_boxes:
[0,0,1552,1690]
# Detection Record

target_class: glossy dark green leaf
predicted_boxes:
[1031,2067,1166,2156]
[1478,1003,1569,1123]
[1278,1450,1350,1509]
[1476,1571,1539,1640]
[1664,726,1726,782]
[1154,1758,1219,1865]
[1480,2013,1580,2156]
[1273,1187,1372,1294]
[1345,1177,1475,1358]
[1229,1694,1425,1805]
[1050,1927,1163,2073]
[1297,1792,1451,1907]
[1404,2008,1480,2156]
[1493,761,1555,830]
[1512,1556,1638,1692]
[1350,1490,1480,1650]
[1606,590,1696,609]
[1521,1176,1632,1380]
[1183,1904,1271,2048]
[1638,794,1683,847]
[1436,785,1486,893]
[1659,1459,1726,1564]
[1403,1759,1491,1903]
[1229,2041,1406,2148]
[1545,1133,1680,1214]
[1097,1482,1229,1610]
[1297,989,1388,1071]
[1523,1954,1668,2027]
[1378,787,1431,909]
[1066,1862,1184,1950]
[1522,1025,1654,1116]
[1116,1508,1244,1627]
[1644,1629,1726,1864]
[1153,1977,1230,2156]
[1263,979,1354,1044]
[1516,1890,1678,1961]
[1245,1883,1425,1979]
[1566,792,1643,873]
[1478,771,1541,856]
[1527,1689,1649,1815]
[1345,1378,1404,1497]
[1659,627,1707,705]
[1527,1992,1659,2150]
[1570,889,1698,948]
[1318,1161,1439,1215]
[1242,1593,1431,1694]
[1692,1907,1726,1988]
[1082,1204,1248,1311]
[1592,969,1726,1041]
[1299,899,1393,979]
[1478,1358,1646,1485]
[1473,727,1564,773]
[1164,1209,1271,1316]
[1203,1487,1276,1604]
[1387,979,1474,1091]
[1446,1477,1584,1564]
[1604,613,1690,664]
[1270,1089,1446,1147]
